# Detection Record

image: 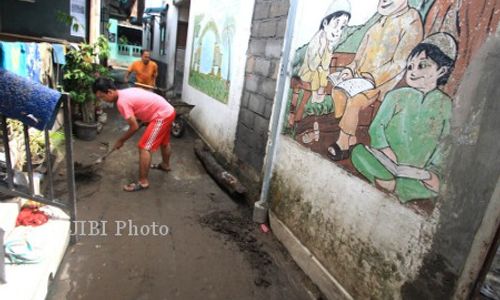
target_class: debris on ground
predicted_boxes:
[259,224,270,234]
[73,162,101,182]
[194,139,247,198]
[200,210,273,288]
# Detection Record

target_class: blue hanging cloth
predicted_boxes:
[52,44,66,65]
[0,69,62,130]
[25,43,42,83]
[0,42,28,78]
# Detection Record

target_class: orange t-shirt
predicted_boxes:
[128,60,158,86]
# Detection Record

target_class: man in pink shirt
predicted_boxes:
[92,77,176,192]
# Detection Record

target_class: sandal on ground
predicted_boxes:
[150,163,171,172]
[123,182,149,192]
[327,143,351,161]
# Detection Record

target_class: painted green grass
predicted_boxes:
[188,71,229,103]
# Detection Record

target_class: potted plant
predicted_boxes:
[63,35,110,140]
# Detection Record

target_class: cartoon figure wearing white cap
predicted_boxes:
[350,32,458,203]
[287,0,351,128]
[327,0,423,161]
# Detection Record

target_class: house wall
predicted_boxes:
[268,0,500,299]
[182,0,255,161]
[165,3,178,91]
[0,0,86,42]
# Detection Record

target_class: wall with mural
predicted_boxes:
[182,0,254,159]
[281,0,499,204]
[271,0,500,298]
[188,2,237,103]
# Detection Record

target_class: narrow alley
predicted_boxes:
[1,0,500,299]
[47,109,317,300]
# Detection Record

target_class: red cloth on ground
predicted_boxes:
[16,207,49,227]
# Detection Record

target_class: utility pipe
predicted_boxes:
[253,0,298,223]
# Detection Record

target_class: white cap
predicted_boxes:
[325,0,351,17]
[422,32,458,61]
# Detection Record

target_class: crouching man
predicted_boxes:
[92,77,175,192]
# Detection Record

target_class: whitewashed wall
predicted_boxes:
[182,0,255,160]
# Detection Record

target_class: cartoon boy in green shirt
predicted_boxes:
[350,32,457,202]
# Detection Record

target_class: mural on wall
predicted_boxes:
[188,0,239,104]
[283,0,500,203]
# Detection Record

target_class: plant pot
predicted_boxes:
[74,120,99,141]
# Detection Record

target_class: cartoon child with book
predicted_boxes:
[327,0,423,161]
[287,0,351,128]
[350,32,457,202]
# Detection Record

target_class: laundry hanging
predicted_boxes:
[0,42,28,78]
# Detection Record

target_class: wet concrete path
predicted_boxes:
[47,109,317,300]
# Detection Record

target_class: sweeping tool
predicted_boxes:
[93,148,116,165]
[74,123,145,180]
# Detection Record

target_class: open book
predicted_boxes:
[328,72,375,97]
[365,145,431,181]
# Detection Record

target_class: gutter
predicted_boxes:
[253,0,298,223]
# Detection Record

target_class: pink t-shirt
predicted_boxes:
[116,88,175,122]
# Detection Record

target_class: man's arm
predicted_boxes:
[125,62,135,83]
[113,116,140,150]
[152,64,158,87]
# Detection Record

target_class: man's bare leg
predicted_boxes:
[159,144,171,171]
[139,148,152,186]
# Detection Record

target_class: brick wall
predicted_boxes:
[233,0,290,179]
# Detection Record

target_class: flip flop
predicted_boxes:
[123,182,149,192]
[151,163,171,172]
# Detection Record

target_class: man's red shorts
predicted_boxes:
[138,112,176,152]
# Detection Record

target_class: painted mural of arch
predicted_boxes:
[188,11,232,103]
[196,20,223,77]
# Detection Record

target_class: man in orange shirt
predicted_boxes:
[125,49,158,87]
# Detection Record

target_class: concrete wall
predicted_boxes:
[165,2,178,90]
[182,0,255,161]
[232,0,290,182]
[271,138,437,299]
[268,0,500,298]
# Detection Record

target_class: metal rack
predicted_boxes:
[0,94,77,242]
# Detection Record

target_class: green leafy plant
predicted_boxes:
[96,34,110,61]
[6,120,65,166]
[63,39,110,123]
[56,10,86,41]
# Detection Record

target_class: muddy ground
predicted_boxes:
[47,109,321,300]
